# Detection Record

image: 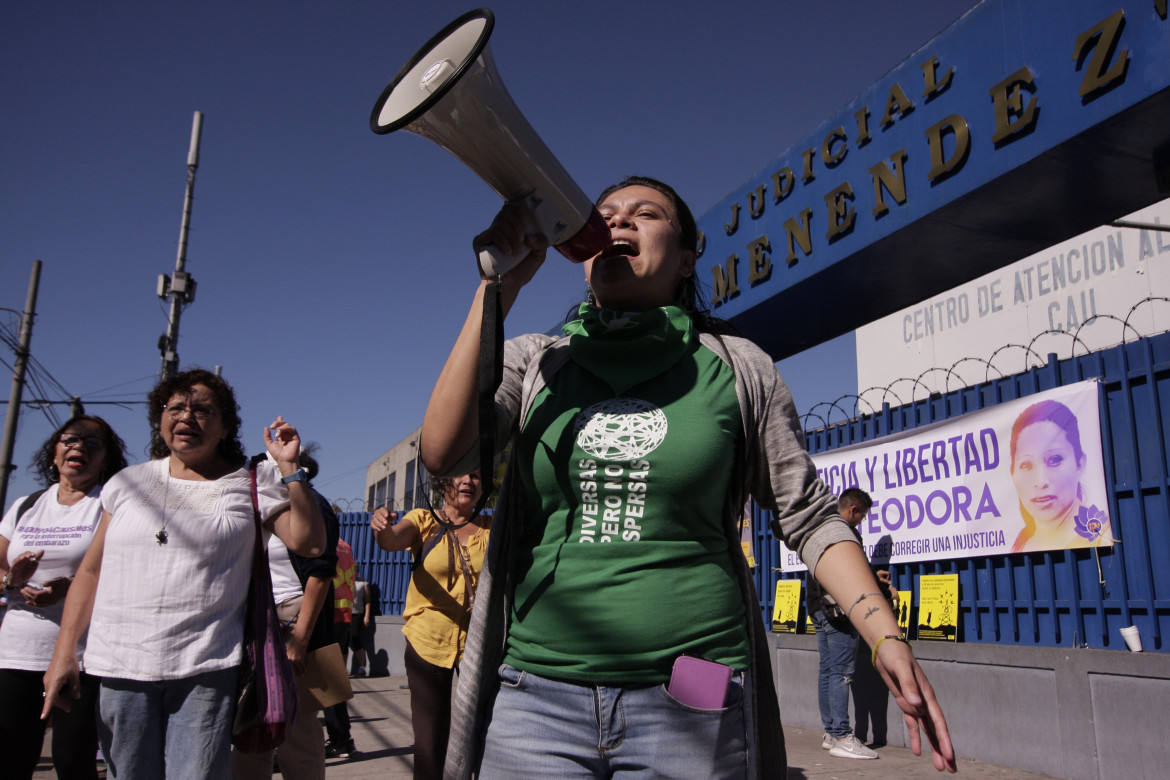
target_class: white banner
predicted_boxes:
[779,380,1113,571]
[855,198,1170,400]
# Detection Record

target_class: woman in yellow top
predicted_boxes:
[370,470,487,780]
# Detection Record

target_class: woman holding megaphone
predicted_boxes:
[423,177,957,778]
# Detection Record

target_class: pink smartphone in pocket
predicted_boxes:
[668,655,733,708]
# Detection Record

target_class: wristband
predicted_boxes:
[281,469,309,484]
[871,634,910,666]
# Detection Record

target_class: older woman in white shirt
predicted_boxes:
[42,369,325,780]
[0,415,127,780]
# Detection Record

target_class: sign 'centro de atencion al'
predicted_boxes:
[697,0,1170,361]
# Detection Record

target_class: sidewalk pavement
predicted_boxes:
[36,674,1057,779]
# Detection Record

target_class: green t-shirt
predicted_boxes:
[503,305,751,684]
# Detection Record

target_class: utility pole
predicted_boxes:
[158,111,203,380]
[0,260,43,512]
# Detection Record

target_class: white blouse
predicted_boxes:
[85,458,289,681]
[0,484,103,671]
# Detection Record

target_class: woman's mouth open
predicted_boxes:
[600,239,637,260]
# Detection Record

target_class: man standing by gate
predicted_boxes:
[807,488,879,760]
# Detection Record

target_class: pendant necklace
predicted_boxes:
[156,460,170,545]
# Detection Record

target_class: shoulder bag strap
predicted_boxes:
[15,488,49,528]
[247,465,269,579]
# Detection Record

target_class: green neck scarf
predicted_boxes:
[562,303,696,395]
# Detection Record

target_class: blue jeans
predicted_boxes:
[812,610,858,739]
[479,664,747,779]
[98,667,237,780]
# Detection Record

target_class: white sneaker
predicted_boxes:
[829,734,879,760]
[821,733,834,750]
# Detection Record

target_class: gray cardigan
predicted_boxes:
[443,330,858,779]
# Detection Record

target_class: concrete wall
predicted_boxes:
[358,616,1168,778]
[356,615,408,678]
[775,634,1170,779]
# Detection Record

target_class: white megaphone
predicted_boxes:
[370,8,609,277]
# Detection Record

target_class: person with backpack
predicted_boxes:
[0,415,128,780]
[370,470,487,780]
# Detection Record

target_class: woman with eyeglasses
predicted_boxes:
[42,369,325,780]
[0,415,128,780]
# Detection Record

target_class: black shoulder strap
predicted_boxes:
[15,489,49,528]
[412,513,449,572]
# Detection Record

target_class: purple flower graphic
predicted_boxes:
[1075,504,1108,542]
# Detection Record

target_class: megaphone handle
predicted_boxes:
[478,243,530,278]
[477,194,542,278]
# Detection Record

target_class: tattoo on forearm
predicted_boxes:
[863,606,880,620]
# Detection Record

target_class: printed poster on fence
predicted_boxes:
[918,574,959,641]
[778,380,1112,571]
[896,589,912,634]
[771,579,802,633]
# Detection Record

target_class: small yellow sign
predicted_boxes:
[917,574,959,641]
[741,540,755,568]
[771,580,803,633]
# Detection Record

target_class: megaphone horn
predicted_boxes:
[371,8,609,277]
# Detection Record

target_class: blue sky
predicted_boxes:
[1,1,979,510]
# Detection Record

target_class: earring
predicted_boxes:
[49,464,60,482]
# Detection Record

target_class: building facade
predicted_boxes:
[364,426,429,512]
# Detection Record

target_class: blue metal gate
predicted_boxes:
[757,332,1170,653]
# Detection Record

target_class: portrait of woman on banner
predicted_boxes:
[1009,398,1112,553]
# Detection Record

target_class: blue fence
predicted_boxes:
[337,511,412,616]
[339,332,1170,652]
[758,331,1170,653]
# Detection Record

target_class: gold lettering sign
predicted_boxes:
[748,184,768,219]
[772,168,795,204]
[706,9,1151,309]
[921,55,954,99]
[925,114,971,182]
[821,126,848,167]
[870,149,908,218]
[747,236,773,284]
[879,82,915,128]
[1074,10,1129,98]
[990,67,1038,145]
[710,254,740,305]
[783,210,814,267]
[854,106,872,146]
[724,202,740,235]
[825,182,857,241]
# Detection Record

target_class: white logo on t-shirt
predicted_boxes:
[574,398,667,461]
